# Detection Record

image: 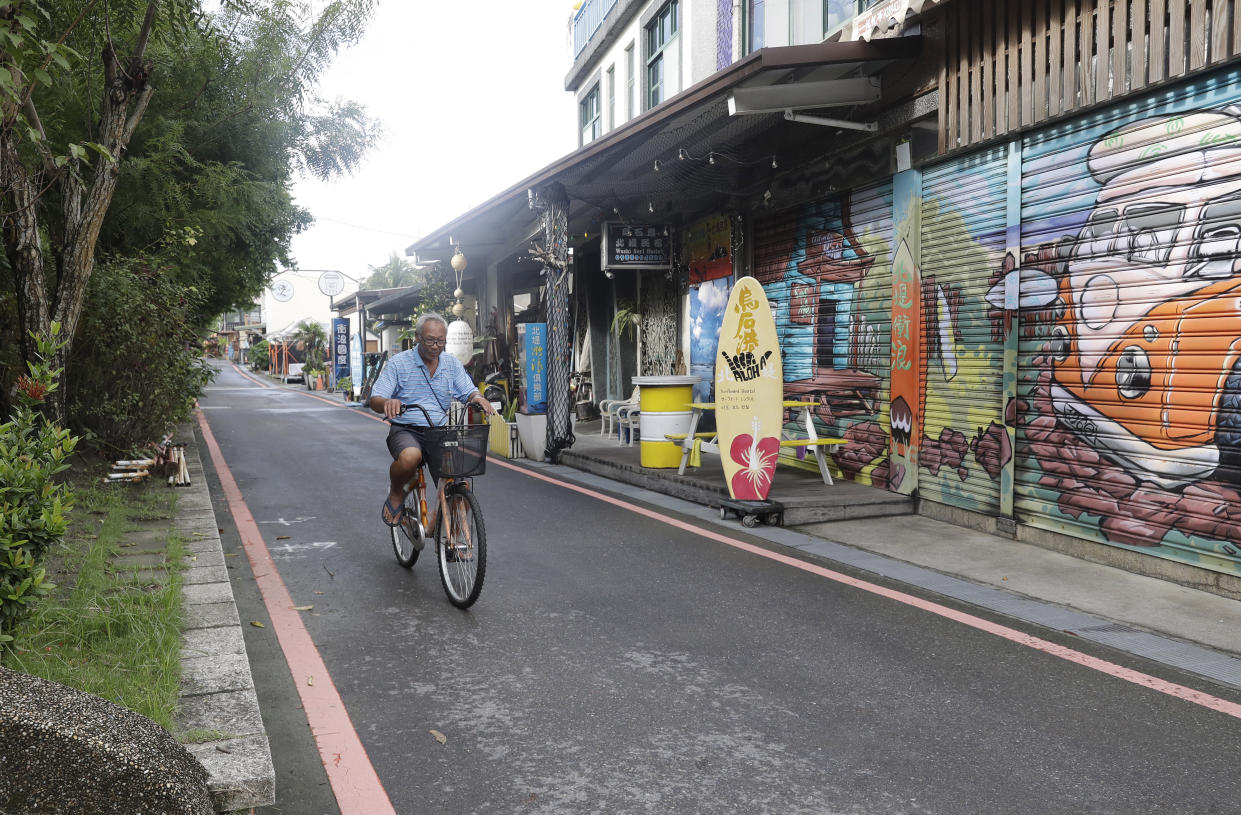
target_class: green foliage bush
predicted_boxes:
[0,326,77,641]
[65,260,213,450]
[250,339,270,371]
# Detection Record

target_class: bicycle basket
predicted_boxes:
[424,424,490,480]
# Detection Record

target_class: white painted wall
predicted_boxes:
[263,270,358,338]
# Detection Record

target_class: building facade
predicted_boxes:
[413,0,1241,595]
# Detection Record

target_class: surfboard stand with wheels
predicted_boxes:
[718,498,784,528]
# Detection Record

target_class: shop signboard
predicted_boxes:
[332,318,350,382]
[602,222,672,271]
[519,322,548,414]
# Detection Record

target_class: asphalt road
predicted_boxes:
[197,360,1241,815]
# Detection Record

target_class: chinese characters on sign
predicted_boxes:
[719,283,774,383]
[331,318,350,381]
[603,222,672,270]
[521,322,548,414]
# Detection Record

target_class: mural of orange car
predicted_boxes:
[1047,111,1241,486]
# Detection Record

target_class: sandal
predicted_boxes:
[381,496,405,527]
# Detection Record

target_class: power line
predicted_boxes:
[310,215,420,240]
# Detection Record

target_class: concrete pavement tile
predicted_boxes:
[182,601,240,630]
[182,581,235,606]
[182,625,246,659]
[184,563,230,585]
[176,689,265,737]
[183,735,275,812]
[180,653,255,697]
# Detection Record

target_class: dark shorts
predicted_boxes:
[386,423,427,460]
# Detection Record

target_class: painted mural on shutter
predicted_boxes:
[1015,64,1241,576]
[753,183,894,488]
[918,147,1009,512]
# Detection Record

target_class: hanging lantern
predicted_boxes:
[446,318,474,365]
[445,247,473,363]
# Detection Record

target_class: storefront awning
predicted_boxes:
[408,36,921,269]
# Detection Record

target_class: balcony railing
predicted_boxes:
[573,0,618,57]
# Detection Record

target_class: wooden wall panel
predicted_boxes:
[936,0,1240,153]
[1190,0,1207,69]
[1063,0,1078,111]
[1049,0,1064,117]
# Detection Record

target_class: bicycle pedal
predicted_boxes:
[444,545,471,563]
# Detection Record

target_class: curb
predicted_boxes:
[173,425,275,812]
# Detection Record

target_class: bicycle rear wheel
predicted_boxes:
[391,489,423,568]
[436,486,486,608]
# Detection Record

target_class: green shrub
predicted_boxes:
[250,339,269,371]
[0,325,77,642]
[65,259,213,450]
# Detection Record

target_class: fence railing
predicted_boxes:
[574,0,619,57]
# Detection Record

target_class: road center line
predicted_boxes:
[487,456,1241,722]
[195,409,397,815]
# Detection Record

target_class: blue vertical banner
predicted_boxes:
[332,318,350,382]
[522,322,548,414]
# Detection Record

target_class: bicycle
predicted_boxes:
[388,404,489,608]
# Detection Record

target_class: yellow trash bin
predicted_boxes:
[632,376,700,468]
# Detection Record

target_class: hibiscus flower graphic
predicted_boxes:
[730,417,779,499]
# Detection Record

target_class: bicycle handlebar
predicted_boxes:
[396,403,434,426]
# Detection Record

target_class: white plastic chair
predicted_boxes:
[599,387,639,439]
[616,402,641,446]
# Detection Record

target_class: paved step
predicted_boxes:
[558,425,913,525]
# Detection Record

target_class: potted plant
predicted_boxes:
[305,368,325,390]
[337,376,354,402]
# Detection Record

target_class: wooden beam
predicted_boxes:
[1023,0,1035,125]
[1096,0,1111,101]
[1114,0,1130,94]
[1189,0,1207,69]
[1035,0,1048,123]
[1149,0,1167,81]
[983,0,995,138]
[1131,0,1148,88]
[1064,0,1079,111]
[1210,0,1229,62]
[1049,0,1064,117]
[1169,0,1186,77]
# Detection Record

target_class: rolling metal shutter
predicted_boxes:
[1015,65,1241,571]
[753,182,895,487]
[919,146,1009,512]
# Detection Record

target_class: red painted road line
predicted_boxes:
[195,410,398,815]
[288,392,1241,720]
[487,456,1241,722]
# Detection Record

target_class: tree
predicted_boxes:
[292,318,327,371]
[363,253,421,290]
[0,0,378,421]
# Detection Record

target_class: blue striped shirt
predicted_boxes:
[371,349,478,426]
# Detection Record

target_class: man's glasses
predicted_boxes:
[421,337,447,348]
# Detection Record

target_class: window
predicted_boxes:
[625,43,635,120]
[606,66,615,131]
[825,0,882,37]
[645,0,678,109]
[579,83,601,145]
[746,0,764,54]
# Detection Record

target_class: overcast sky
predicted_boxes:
[287,1,581,287]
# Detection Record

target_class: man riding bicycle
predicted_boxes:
[370,312,497,526]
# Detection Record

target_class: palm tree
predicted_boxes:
[363,253,421,289]
[293,319,328,371]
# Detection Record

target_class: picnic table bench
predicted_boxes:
[667,400,845,485]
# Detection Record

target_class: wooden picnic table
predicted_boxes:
[670,400,844,485]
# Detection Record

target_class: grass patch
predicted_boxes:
[2,459,185,731]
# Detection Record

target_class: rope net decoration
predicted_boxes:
[532,183,575,462]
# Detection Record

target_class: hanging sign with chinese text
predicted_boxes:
[602,222,672,271]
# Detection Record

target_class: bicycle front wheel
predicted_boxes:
[436,487,486,608]
[391,490,423,568]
